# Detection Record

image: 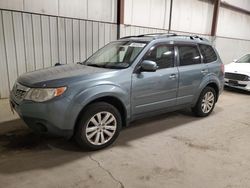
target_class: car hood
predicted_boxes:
[225,62,250,75]
[17,64,116,87]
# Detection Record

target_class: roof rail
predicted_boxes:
[120,33,209,42]
[120,33,177,39]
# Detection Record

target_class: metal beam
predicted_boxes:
[117,0,124,39]
[211,0,221,36]
[221,1,250,15]
[168,0,173,33]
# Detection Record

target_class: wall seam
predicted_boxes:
[31,14,36,70]
[11,12,19,77]
[1,11,11,91]
[21,12,27,72]
[48,16,52,66]
[40,15,45,68]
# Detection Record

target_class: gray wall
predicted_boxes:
[0,0,250,98]
[123,0,250,64]
[0,9,117,98]
[0,0,117,23]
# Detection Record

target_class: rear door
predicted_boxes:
[176,44,208,105]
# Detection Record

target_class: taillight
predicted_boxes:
[221,64,224,74]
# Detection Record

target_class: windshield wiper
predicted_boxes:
[86,64,106,68]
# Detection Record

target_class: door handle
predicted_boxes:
[201,69,208,74]
[169,74,177,79]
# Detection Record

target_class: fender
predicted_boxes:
[62,84,130,131]
[192,74,220,106]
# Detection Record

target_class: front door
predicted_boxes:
[131,44,178,115]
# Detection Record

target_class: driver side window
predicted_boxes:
[143,44,175,69]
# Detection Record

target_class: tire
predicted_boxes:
[192,87,216,117]
[74,102,122,150]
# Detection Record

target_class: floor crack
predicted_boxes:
[89,155,125,188]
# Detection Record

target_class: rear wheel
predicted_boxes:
[192,87,216,117]
[75,102,122,150]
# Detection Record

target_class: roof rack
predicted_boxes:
[120,33,209,42]
[120,33,177,39]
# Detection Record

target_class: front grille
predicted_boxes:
[12,83,29,101]
[225,73,248,81]
[14,89,27,100]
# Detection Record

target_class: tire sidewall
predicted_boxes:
[75,102,122,150]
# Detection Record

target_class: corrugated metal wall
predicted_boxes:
[0,9,117,98]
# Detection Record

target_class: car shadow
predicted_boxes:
[0,109,200,174]
[224,86,250,95]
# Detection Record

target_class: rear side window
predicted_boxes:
[178,45,201,66]
[143,44,174,69]
[199,44,217,63]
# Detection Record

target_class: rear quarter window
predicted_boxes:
[199,44,217,63]
[178,45,201,66]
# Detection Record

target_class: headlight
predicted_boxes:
[25,87,67,102]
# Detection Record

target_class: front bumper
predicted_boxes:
[9,92,74,138]
[224,78,250,91]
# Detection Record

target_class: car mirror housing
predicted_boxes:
[140,60,158,72]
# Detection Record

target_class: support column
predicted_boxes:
[211,0,221,36]
[117,0,124,39]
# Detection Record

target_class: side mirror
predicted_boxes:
[140,60,158,72]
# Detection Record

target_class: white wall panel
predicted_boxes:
[215,37,250,64]
[88,0,117,23]
[217,7,250,40]
[171,0,213,35]
[124,0,170,29]
[13,12,26,75]
[224,0,250,10]
[58,17,66,64]
[0,0,23,11]
[49,16,59,66]
[0,0,117,23]
[24,0,58,15]
[79,20,86,61]
[92,22,99,53]
[41,15,52,68]
[86,21,93,58]
[111,24,117,41]
[32,14,43,69]
[0,9,116,98]
[23,13,35,72]
[73,19,80,63]
[65,18,73,64]
[104,24,111,45]
[98,23,105,48]
[149,0,169,29]
[2,11,18,88]
[59,0,87,20]
[0,10,10,97]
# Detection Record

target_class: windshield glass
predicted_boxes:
[237,54,250,63]
[85,41,147,69]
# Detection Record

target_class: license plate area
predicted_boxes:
[228,80,238,86]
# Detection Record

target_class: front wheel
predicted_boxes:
[192,87,216,117]
[74,102,122,150]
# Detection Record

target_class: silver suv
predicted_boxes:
[10,33,224,150]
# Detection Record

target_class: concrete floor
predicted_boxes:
[0,88,249,188]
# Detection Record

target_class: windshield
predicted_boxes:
[84,41,147,69]
[236,54,250,63]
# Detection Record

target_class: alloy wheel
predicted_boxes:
[85,111,117,146]
[201,91,215,113]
